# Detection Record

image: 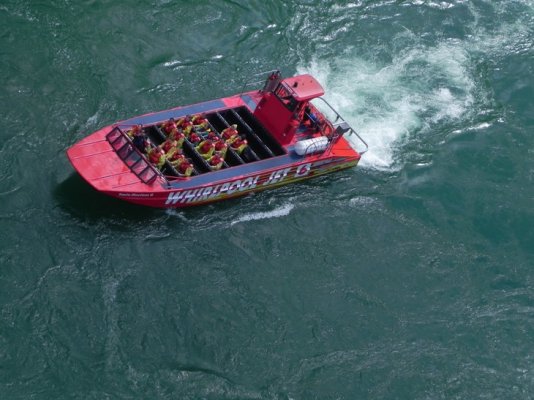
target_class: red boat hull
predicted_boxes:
[67,73,365,208]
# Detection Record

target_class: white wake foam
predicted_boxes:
[230,203,294,225]
[297,1,533,171]
[299,39,475,171]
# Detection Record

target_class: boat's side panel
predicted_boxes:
[107,154,358,208]
[168,153,302,190]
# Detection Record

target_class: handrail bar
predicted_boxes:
[313,97,369,155]
[106,126,169,186]
[239,69,280,95]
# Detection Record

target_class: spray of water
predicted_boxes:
[297,1,533,171]
[299,40,475,170]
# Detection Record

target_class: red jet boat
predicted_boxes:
[67,70,368,208]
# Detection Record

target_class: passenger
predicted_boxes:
[168,152,186,168]
[168,129,185,147]
[230,137,248,155]
[160,138,179,154]
[214,140,228,158]
[188,132,201,145]
[159,139,183,160]
[207,130,220,142]
[221,124,239,143]
[302,105,319,127]
[161,118,177,135]
[191,113,205,124]
[146,146,166,169]
[196,139,215,159]
[208,154,224,171]
[130,127,148,153]
[177,160,193,177]
[191,113,209,129]
[127,124,143,139]
[175,115,191,128]
[181,118,194,136]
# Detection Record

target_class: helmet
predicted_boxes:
[231,124,237,129]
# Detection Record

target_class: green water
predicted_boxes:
[1,1,534,398]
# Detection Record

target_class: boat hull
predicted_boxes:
[104,157,358,208]
[66,73,366,209]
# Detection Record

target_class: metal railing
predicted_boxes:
[312,97,369,155]
[238,69,281,95]
[237,69,369,156]
[106,127,167,185]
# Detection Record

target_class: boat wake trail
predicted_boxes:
[230,203,294,225]
[296,0,534,171]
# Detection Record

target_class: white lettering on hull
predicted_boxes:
[165,163,312,206]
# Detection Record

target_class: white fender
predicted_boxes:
[295,136,329,156]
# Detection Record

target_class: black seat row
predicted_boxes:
[141,106,286,177]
